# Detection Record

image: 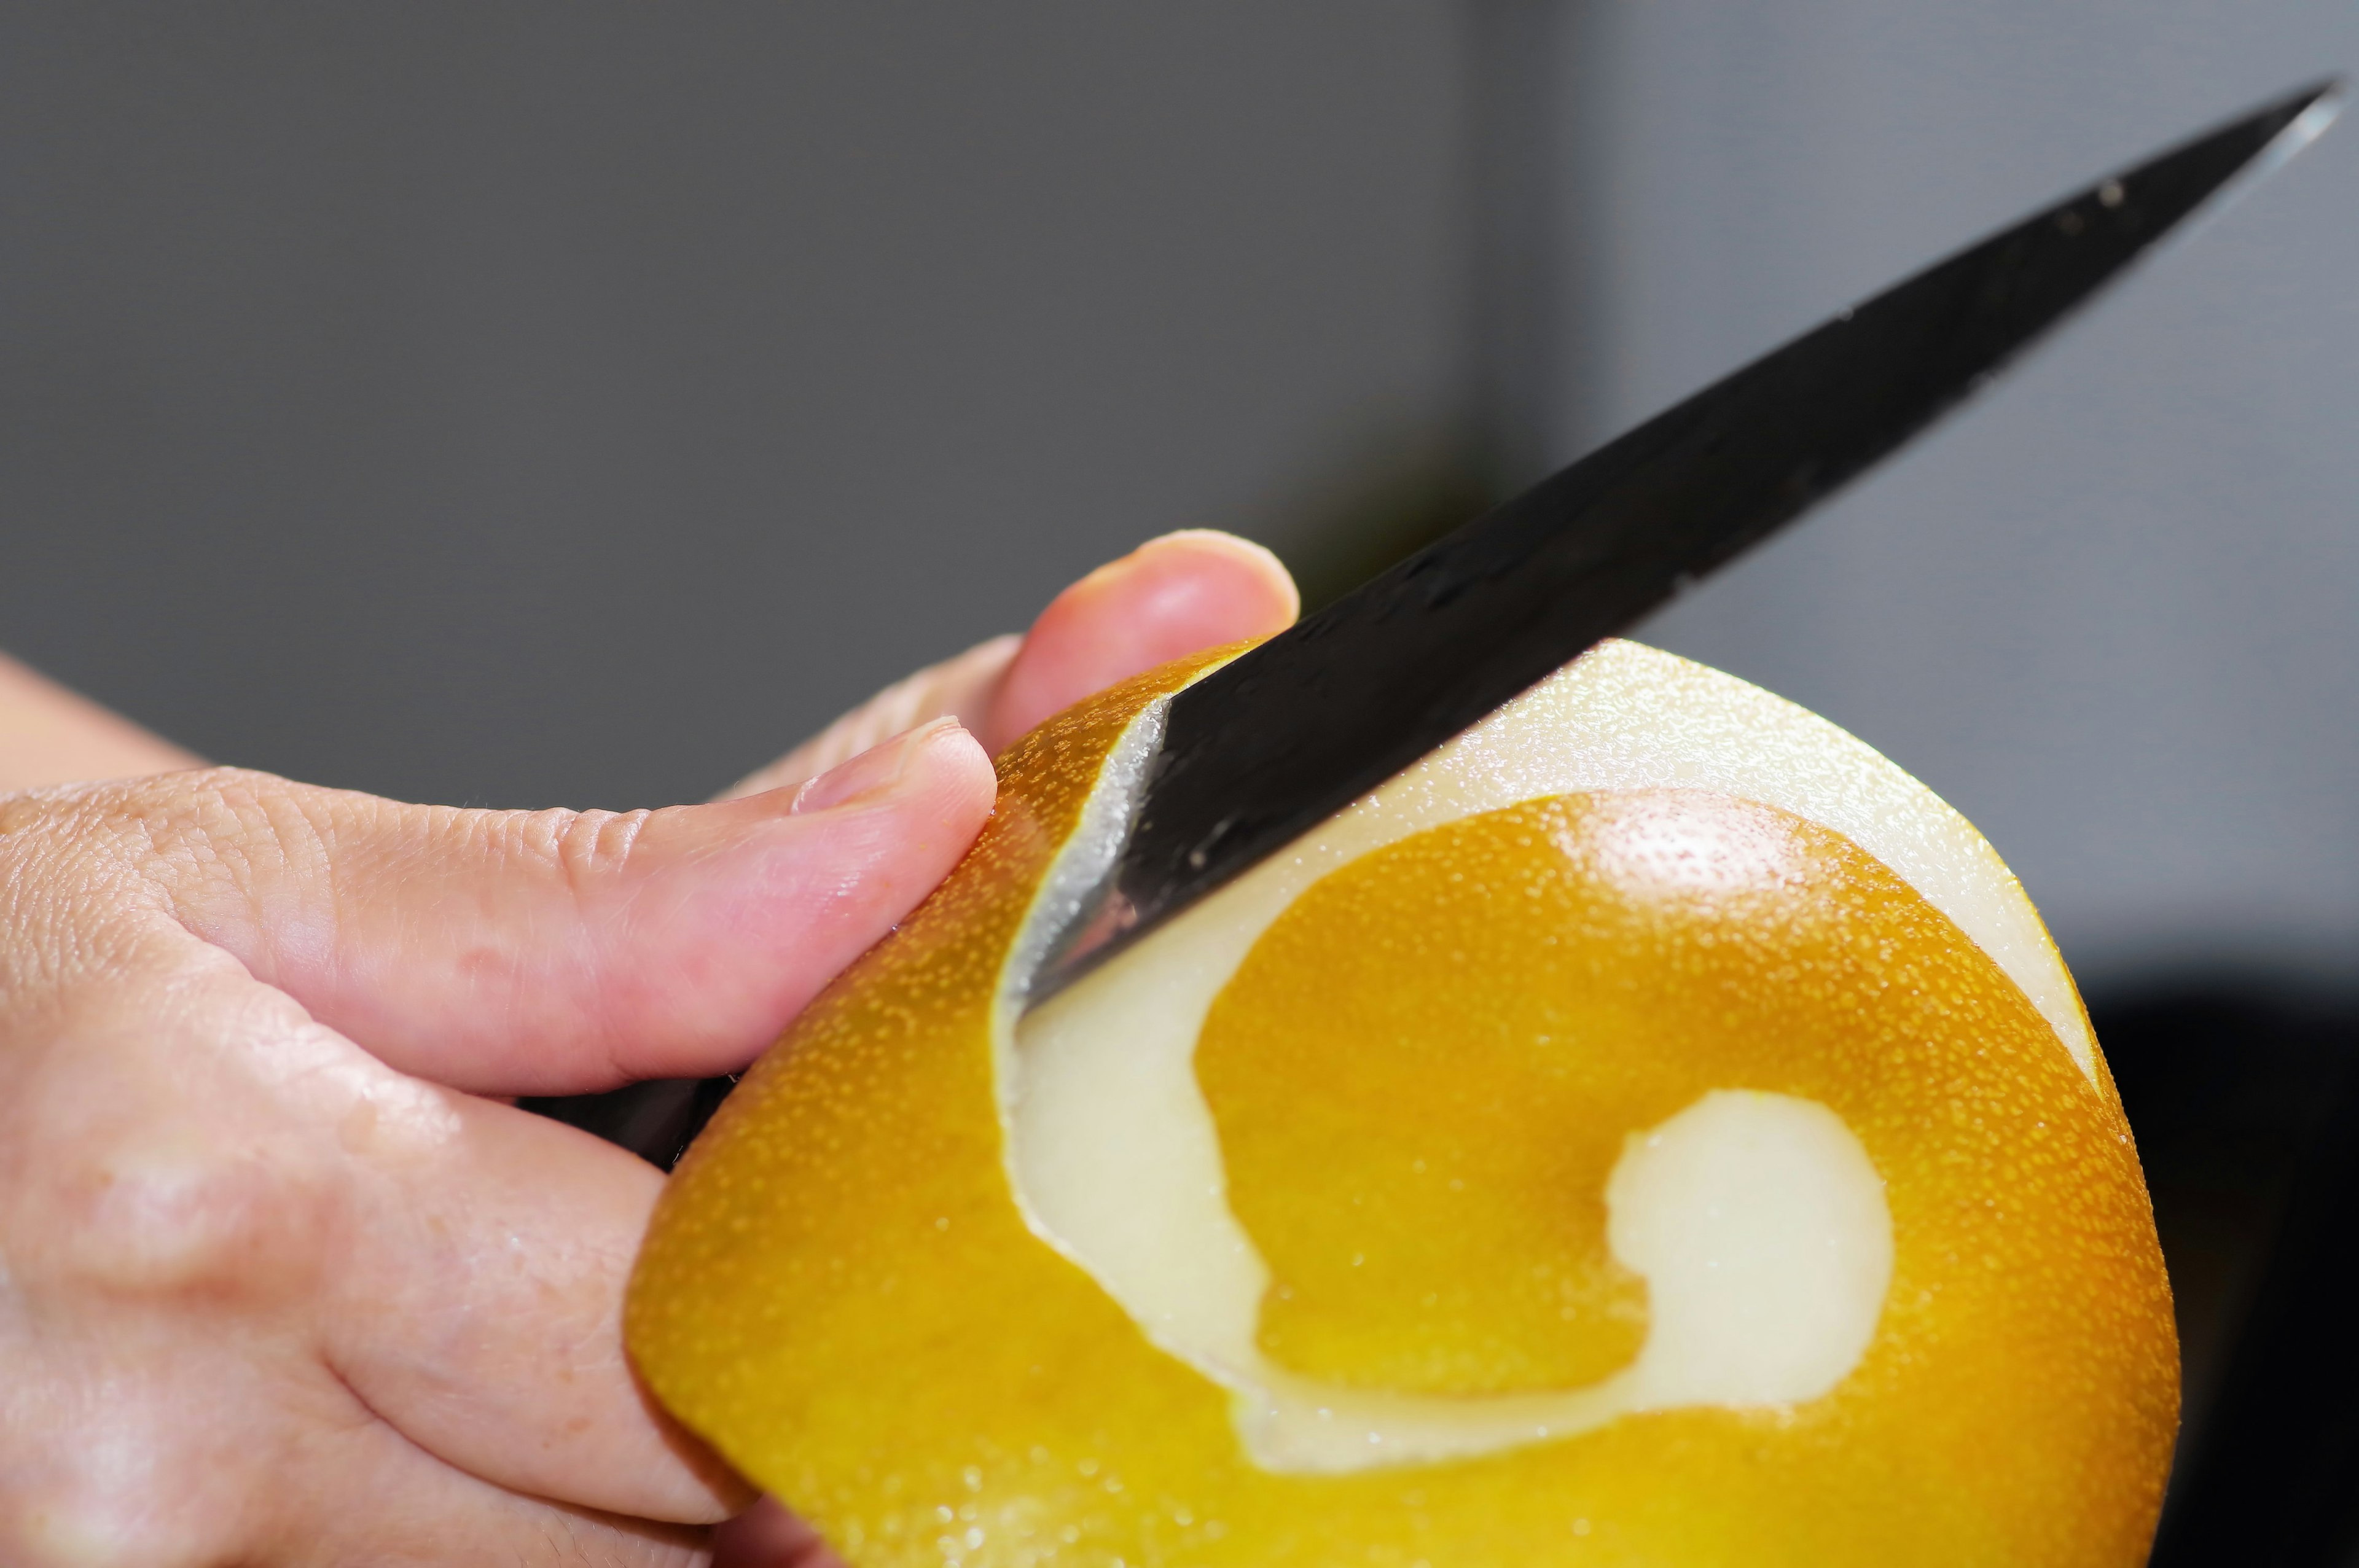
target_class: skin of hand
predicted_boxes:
[0,531,1297,1566]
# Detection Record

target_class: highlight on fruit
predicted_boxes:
[628,639,2177,1567]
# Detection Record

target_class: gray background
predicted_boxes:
[1558,1,2359,990]
[3,1,2354,991]
[0,2,1470,806]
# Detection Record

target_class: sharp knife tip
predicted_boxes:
[2241,77,2345,186]
[2266,76,2344,142]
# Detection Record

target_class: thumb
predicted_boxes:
[144,719,994,1094]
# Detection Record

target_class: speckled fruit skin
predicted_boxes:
[627,647,2178,1567]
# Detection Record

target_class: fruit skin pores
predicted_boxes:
[628,641,2178,1567]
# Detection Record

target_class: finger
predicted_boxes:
[2,1306,711,1568]
[138,720,995,1094]
[980,529,1297,751]
[280,1405,711,1567]
[717,634,1018,802]
[323,1093,744,1524]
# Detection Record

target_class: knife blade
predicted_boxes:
[1025,78,2342,1007]
[542,79,2339,1168]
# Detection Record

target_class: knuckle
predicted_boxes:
[34,767,347,954]
[546,806,655,887]
[129,766,315,894]
[0,767,305,913]
[15,766,279,847]
[132,765,287,824]
[47,1129,336,1301]
[0,787,134,915]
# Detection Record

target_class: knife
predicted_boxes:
[1026,77,2342,1005]
[541,79,2341,1166]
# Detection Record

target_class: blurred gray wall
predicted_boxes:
[1534,2,2359,987]
[6,2,2355,986]
[0,3,1469,808]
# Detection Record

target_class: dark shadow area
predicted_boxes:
[526,1074,738,1178]
[2094,979,2359,1565]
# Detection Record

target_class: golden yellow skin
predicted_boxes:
[629,652,2177,1566]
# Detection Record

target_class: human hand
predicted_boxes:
[0,733,998,1562]
[0,531,1294,1565]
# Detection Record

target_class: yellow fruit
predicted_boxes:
[628,639,2177,1567]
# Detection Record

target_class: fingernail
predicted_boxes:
[789,719,961,814]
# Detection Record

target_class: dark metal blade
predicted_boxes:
[1028,78,2341,1007]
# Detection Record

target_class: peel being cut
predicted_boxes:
[628,641,2177,1566]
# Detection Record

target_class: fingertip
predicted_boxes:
[593,722,998,1082]
[985,529,1302,749]
[783,717,990,819]
[718,636,1020,803]
[826,713,995,849]
[1132,528,1302,625]
[885,717,998,836]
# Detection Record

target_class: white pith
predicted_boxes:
[993,640,2090,1474]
